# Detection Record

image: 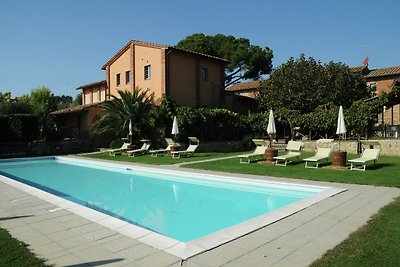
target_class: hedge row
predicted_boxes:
[0,114,39,142]
[173,107,271,141]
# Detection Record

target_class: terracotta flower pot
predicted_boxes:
[265,149,278,162]
[332,151,347,167]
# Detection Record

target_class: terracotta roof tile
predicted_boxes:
[50,102,101,115]
[366,66,400,78]
[76,80,107,90]
[350,65,368,73]
[102,40,228,70]
[225,80,262,92]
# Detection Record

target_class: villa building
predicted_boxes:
[100,40,227,107]
[52,40,228,138]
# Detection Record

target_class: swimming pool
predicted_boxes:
[0,156,344,258]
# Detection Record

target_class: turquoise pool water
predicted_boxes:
[0,157,322,242]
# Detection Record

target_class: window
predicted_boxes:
[369,82,377,97]
[116,73,121,86]
[125,71,131,84]
[144,65,151,80]
[201,67,208,81]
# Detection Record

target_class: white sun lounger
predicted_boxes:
[109,142,131,156]
[303,147,332,168]
[170,137,200,159]
[348,148,380,171]
[238,145,268,164]
[274,141,302,166]
[149,138,176,157]
[127,140,151,157]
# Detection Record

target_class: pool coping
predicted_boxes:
[0,156,345,259]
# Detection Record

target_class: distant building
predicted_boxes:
[224,80,261,114]
[225,80,261,99]
[351,65,400,129]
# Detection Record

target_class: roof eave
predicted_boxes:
[101,41,133,70]
[101,40,229,70]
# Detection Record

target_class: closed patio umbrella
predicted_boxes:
[171,116,179,142]
[267,109,276,147]
[336,106,346,150]
[267,109,276,135]
[336,106,346,135]
[128,119,132,143]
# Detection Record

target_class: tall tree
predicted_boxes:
[54,95,73,109]
[176,33,273,87]
[258,54,368,114]
[29,87,58,139]
[0,92,13,102]
[72,93,82,106]
[16,94,31,104]
[95,88,155,140]
[0,91,32,114]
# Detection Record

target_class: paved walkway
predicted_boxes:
[0,160,399,267]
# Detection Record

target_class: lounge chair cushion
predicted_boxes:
[304,148,332,162]
[273,141,302,166]
[348,148,380,171]
[127,141,151,157]
[238,145,268,163]
[109,142,130,156]
[149,138,176,157]
[170,144,199,158]
[303,147,332,168]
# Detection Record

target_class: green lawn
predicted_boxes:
[310,197,400,267]
[184,151,400,187]
[0,228,48,267]
[81,151,244,165]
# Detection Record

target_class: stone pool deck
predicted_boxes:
[0,159,399,267]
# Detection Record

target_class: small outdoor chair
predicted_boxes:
[127,140,151,157]
[109,142,131,156]
[273,141,302,166]
[149,138,176,157]
[348,148,380,171]
[238,140,268,164]
[303,147,332,168]
[171,137,200,159]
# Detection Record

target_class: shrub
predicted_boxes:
[0,114,39,142]
[109,138,124,149]
[174,107,250,141]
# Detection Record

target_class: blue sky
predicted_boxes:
[1,0,400,97]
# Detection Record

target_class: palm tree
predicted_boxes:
[95,87,155,141]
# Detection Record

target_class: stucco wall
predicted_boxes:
[109,48,132,98]
[82,86,107,105]
[169,52,197,107]
[199,59,223,107]
[169,51,224,107]
[134,45,165,100]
